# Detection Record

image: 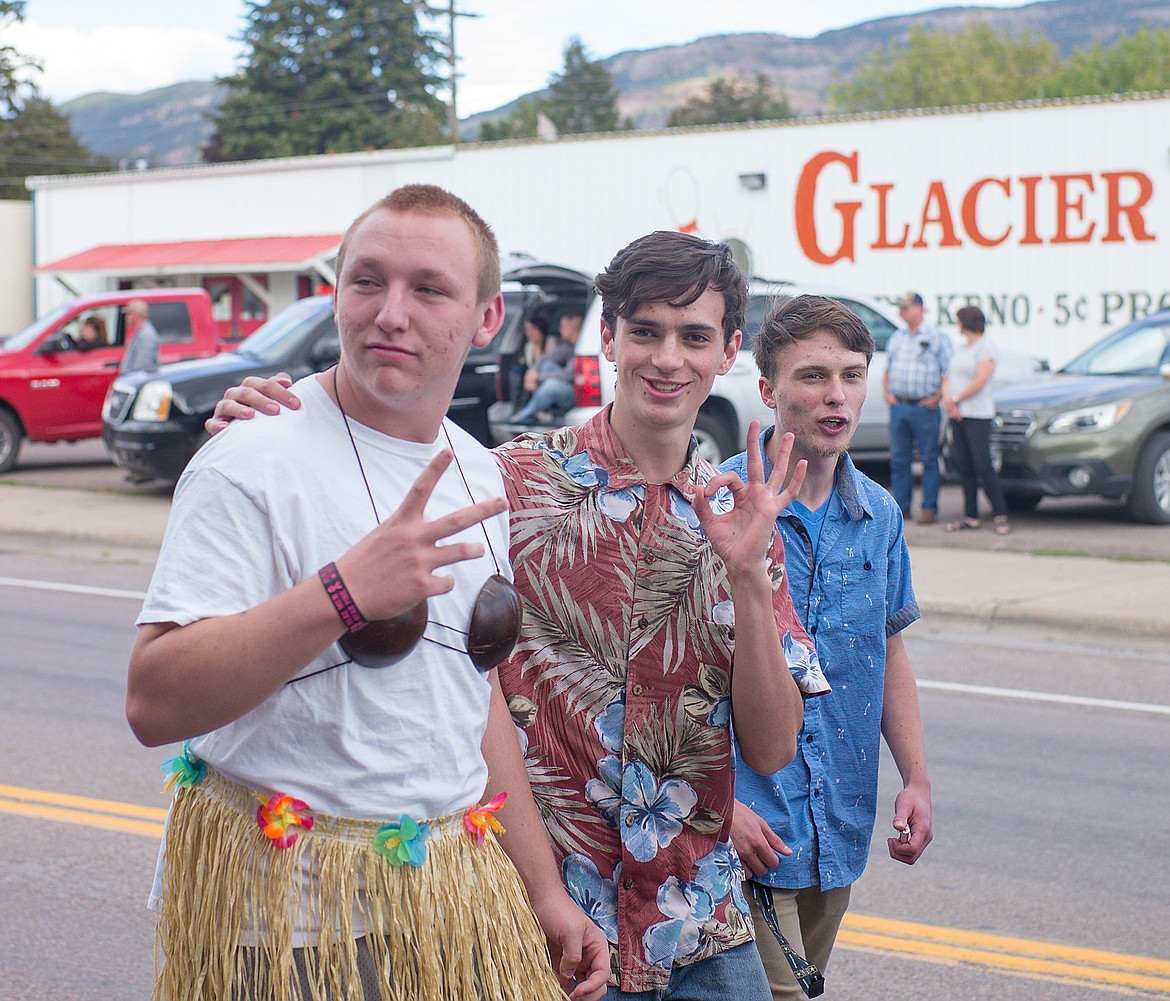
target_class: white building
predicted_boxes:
[28,90,1170,366]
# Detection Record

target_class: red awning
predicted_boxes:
[36,234,342,276]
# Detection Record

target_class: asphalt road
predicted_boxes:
[2,551,1167,1001]
[9,438,1170,563]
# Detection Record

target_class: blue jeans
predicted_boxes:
[510,378,575,424]
[889,401,942,515]
[602,942,770,1001]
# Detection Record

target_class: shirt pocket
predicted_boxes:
[807,558,887,680]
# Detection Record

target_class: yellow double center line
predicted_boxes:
[839,913,1170,994]
[0,782,166,837]
[4,783,1169,994]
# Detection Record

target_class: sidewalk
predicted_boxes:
[4,482,1170,643]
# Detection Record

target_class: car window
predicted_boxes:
[739,293,895,353]
[148,301,197,344]
[741,295,773,351]
[2,303,75,352]
[835,298,897,351]
[1063,318,1170,376]
[468,290,527,363]
[233,297,334,361]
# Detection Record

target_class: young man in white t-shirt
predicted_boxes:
[126,185,608,1001]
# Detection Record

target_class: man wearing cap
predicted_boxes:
[882,293,952,524]
[119,298,160,374]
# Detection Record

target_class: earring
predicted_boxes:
[612,362,617,373]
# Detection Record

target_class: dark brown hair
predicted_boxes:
[956,305,986,334]
[594,231,747,345]
[335,184,501,302]
[81,314,108,340]
[753,294,875,380]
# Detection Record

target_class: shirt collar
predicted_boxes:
[759,425,873,522]
[578,404,709,500]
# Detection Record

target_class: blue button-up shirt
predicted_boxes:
[721,431,919,889]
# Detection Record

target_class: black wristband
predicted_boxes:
[318,562,367,632]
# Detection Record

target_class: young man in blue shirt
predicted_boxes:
[720,294,934,1000]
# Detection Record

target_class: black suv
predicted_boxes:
[102,262,595,483]
[103,296,340,482]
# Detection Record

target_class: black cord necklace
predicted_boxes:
[332,365,504,571]
[330,366,518,670]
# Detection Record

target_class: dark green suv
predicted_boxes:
[991,311,1170,524]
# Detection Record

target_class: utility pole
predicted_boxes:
[414,1,479,144]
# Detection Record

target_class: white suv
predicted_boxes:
[492,277,899,463]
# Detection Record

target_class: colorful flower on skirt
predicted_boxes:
[255,793,314,849]
[160,741,207,792]
[464,791,507,846]
[373,815,431,867]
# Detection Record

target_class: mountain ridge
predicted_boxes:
[59,0,1170,166]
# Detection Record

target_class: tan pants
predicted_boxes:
[747,883,851,1000]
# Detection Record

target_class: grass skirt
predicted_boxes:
[152,769,569,1001]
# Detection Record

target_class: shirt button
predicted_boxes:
[624,814,635,826]
[805,734,815,743]
[623,877,635,890]
[632,684,644,697]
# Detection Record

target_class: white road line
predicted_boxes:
[0,576,146,600]
[919,679,1170,715]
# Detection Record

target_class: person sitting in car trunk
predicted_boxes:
[509,308,584,424]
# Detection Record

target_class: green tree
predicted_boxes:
[0,1,109,199]
[545,37,628,135]
[1048,27,1170,97]
[205,0,448,163]
[478,97,548,142]
[0,0,34,118]
[667,74,794,127]
[830,19,1059,112]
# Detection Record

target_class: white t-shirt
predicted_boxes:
[948,337,999,419]
[139,375,509,821]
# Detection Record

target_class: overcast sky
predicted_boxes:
[14,1,1044,116]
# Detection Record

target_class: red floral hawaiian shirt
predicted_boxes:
[493,407,819,993]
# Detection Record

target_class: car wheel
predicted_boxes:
[693,410,738,465]
[1004,492,1041,514]
[1126,431,1170,525]
[0,408,23,474]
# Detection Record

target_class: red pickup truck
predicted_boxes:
[0,288,226,473]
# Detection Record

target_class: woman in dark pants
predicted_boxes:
[941,306,1010,534]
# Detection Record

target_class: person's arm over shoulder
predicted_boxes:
[205,373,301,435]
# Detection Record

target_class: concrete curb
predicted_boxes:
[0,484,171,549]
[908,546,1170,643]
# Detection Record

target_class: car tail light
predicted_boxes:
[575,355,601,407]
